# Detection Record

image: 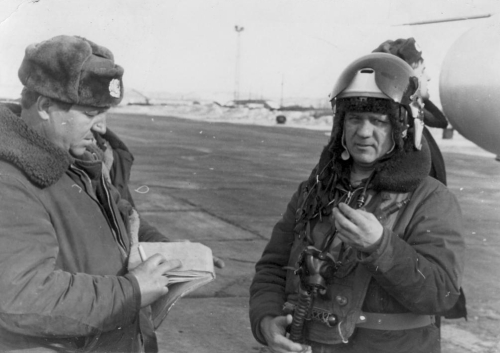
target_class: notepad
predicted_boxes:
[128,241,215,329]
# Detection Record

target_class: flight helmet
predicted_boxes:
[329,53,425,151]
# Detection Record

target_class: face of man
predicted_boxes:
[413,61,431,100]
[344,111,393,169]
[45,101,108,157]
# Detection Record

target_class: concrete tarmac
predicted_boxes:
[109,111,500,353]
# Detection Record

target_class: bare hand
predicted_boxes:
[332,203,383,252]
[260,315,312,353]
[129,254,181,307]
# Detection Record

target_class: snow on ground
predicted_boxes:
[112,104,334,131]
[111,103,497,159]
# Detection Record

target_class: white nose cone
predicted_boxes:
[439,16,500,157]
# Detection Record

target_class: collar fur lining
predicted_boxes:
[0,105,71,188]
[370,135,431,192]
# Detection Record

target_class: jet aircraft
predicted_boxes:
[403,13,500,160]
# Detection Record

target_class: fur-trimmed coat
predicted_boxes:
[249,136,465,352]
[0,106,142,352]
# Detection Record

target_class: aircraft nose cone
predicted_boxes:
[440,17,500,157]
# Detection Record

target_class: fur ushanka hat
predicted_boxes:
[18,35,124,108]
[372,37,423,66]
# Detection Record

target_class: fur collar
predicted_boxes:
[0,105,71,188]
[370,135,431,192]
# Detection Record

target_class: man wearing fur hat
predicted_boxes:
[0,35,181,352]
[249,53,465,352]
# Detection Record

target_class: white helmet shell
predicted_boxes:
[337,68,390,100]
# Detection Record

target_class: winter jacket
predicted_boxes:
[249,136,465,353]
[423,127,447,186]
[424,99,449,130]
[92,128,170,353]
[0,106,142,352]
[95,128,170,243]
[423,99,448,186]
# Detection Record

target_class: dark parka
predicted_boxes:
[423,98,449,186]
[0,106,142,352]
[249,120,465,352]
[92,128,170,353]
[94,128,169,243]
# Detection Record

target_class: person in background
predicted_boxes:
[0,35,181,352]
[249,53,465,353]
[89,118,224,269]
[372,37,467,324]
[372,37,449,185]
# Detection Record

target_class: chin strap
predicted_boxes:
[410,103,425,151]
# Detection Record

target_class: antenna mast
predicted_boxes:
[234,25,244,101]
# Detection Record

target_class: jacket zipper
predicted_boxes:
[100,173,127,251]
[70,165,128,254]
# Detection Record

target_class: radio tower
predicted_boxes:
[234,25,244,101]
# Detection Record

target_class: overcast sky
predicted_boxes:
[1,0,499,103]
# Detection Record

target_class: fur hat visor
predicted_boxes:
[18,35,124,108]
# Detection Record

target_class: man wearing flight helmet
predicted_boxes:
[249,53,465,352]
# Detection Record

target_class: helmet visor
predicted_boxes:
[330,53,416,103]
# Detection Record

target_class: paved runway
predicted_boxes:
[109,111,500,353]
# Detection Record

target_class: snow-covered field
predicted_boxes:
[112,104,334,131]
[112,104,497,160]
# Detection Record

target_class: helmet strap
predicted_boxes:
[409,99,425,150]
[408,76,425,150]
[386,138,396,155]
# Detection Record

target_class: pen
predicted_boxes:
[138,244,147,262]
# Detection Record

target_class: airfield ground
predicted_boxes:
[109,108,500,353]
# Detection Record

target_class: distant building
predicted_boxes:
[225,99,280,110]
[121,89,150,106]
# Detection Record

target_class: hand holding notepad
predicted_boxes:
[128,241,216,329]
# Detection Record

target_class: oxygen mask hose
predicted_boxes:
[289,286,316,343]
[289,247,337,343]
[356,170,375,209]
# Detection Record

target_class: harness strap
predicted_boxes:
[284,302,435,331]
[356,312,435,330]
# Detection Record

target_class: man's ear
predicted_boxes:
[36,96,52,121]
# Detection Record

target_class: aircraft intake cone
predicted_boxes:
[439,17,500,157]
